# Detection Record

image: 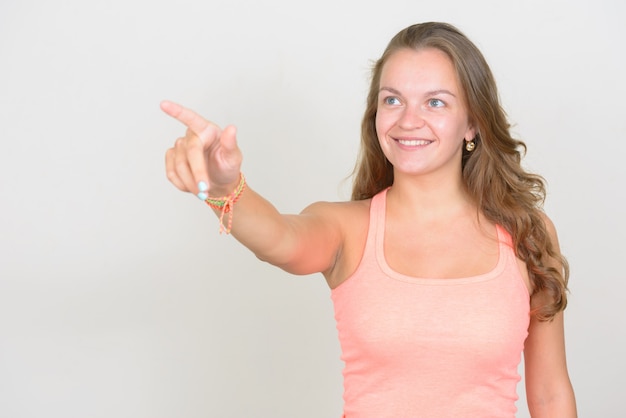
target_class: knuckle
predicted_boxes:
[174,159,188,172]
[205,124,219,137]
[165,169,177,182]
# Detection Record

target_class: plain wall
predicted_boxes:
[1,0,625,416]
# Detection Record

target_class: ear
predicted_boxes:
[464,123,477,142]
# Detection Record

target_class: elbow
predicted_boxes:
[253,249,308,275]
[527,387,577,417]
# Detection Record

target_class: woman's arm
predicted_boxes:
[525,311,577,417]
[524,215,577,417]
[161,101,342,276]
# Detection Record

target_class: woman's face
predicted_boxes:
[375,47,475,180]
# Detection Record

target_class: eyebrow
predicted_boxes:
[378,86,457,98]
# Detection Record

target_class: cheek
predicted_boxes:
[433,115,468,139]
[375,111,389,139]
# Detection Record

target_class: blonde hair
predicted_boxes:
[352,22,568,320]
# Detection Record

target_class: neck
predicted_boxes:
[386,171,475,220]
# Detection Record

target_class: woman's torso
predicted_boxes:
[329,188,532,417]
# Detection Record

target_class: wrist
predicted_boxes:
[209,176,243,197]
[203,173,246,234]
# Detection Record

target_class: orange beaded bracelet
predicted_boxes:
[204,173,246,234]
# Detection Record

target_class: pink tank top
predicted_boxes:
[331,189,530,417]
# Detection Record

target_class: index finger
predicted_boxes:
[160,100,214,137]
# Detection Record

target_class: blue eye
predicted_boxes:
[428,98,445,108]
[384,97,401,105]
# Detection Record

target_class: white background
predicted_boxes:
[1,0,624,416]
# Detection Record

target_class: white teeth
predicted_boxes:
[398,139,431,146]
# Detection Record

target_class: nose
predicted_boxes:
[398,105,426,130]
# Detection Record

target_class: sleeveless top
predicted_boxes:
[331,189,530,417]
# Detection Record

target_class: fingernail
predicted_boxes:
[198,181,208,192]
[197,192,208,200]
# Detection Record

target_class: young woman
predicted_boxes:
[162,22,576,417]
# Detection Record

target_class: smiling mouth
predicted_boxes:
[396,138,433,146]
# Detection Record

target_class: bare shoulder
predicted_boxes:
[301,199,371,288]
[538,211,565,267]
[539,212,560,243]
[299,199,371,233]
[301,198,370,215]
[300,199,371,245]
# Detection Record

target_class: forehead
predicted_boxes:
[379,47,461,92]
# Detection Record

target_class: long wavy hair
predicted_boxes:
[352,22,568,320]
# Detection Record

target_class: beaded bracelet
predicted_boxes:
[204,173,246,234]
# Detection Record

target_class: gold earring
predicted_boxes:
[465,140,476,152]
